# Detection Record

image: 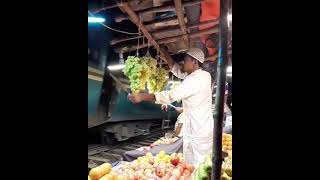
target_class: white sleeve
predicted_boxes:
[171,63,187,79]
[177,113,185,124]
[154,78,199,104]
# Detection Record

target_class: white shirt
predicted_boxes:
[175,112,186,137]
[155,64,214,138]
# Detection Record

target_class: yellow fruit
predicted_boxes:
[115,175,127,180]
[100,174,115,180]
[159,150,166,156]
[221,173,231,180]
[227,142,232,146]
[101,163,112,173]
[146,152,153,158]
[225,167,232,177]
[89,165,110,180]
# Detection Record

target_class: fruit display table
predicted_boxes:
[89,151,195,180]
[123,138,183,161]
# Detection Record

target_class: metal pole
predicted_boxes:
[212,0,229,179]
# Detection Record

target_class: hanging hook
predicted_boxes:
[136,14,142,57]
[157,50,162,68]
[146,40,150,57]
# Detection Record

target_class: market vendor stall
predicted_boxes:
[88,0,232,179]
[89,151,195,180]
[123,137,183,161]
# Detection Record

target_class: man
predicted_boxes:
[161,104,185,137]
[128,47,214,164]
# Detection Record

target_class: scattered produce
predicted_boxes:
[222,133,232,151]
[190,155,212,180]
[189,153,232,180]
[152,137,179,146]
[110,151,193,180]
[89,163,112,180]
[222,156,232,178]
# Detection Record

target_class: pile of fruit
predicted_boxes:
[189,155,212,180]
[152,137,179,146]
[189,154,232,180]
[222,133,232,152]
[221,156,232,180]
[114,151,194,180]
[123,56,168,94]
[88,162,117,180]
[89,151,194,180]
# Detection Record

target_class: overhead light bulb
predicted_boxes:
[227,66,232,73]
[88,17,105,23]
[227,13,232,27]
[107,64,125,71]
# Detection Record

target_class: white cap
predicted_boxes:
[185,47,205,63]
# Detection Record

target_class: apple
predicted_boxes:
[182,170,191,179]
[177,166,184,174]
[149,157,155,165]
[170,153,177,159]
[170,158,180,166]
[160,174,170,180]
[166,166,174,174]
[185,163,194,173]
[156,167,165,178]
[180,162,187,169]
[172,169,181,177]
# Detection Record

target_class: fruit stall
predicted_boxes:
[123,136,182,161]
[88,0,232,178]
[88,133,232,180]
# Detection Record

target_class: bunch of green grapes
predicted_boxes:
[123,56,143,94]
[143,56,157,74]
[147,67,168,93]
[123,56,156,94]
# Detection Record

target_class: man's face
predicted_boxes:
[179,54,195,73]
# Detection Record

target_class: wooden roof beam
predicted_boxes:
[174,0,190,47]
[111,20,218,46]
[138,0,205,15]
[114,27,218,53]
[117,1,173,63]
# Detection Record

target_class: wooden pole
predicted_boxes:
[212,0,229,179]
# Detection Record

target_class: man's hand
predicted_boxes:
[161,104,168,111]
[127,94,143,103]
[127,93,156,103]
